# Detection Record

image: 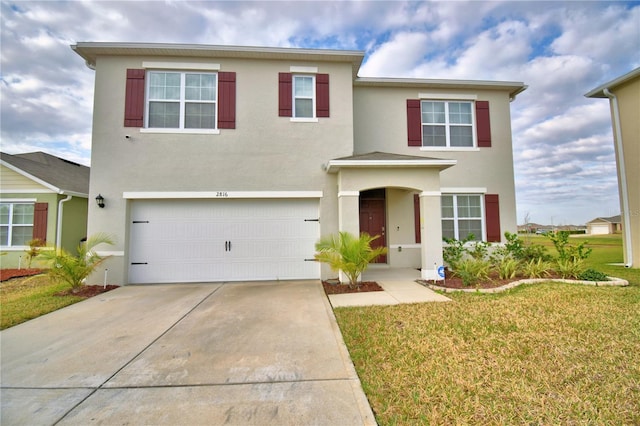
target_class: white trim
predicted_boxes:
[0,188,56,194]
[338,191,360,197]
[123,191,323,200]
[139,128,221,135]
[441,187,487,194]
[420,191,441,197]
[290,118,319,123]
[142,61,220,71]
[290,66,318,73]
[0,198,37,202]
[419,93,478,100]
[420,147,480,152]
[96,251,125,257]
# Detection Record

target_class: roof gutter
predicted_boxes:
[603,88,633,267]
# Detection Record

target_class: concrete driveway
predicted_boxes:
[1,281,376,425]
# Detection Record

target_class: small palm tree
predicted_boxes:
[38,233,115,292]
[315,231,387,288]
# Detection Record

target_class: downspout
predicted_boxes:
[56,194,73,252]
[603,88,633,267]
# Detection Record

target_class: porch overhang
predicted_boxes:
[325,151,456,173]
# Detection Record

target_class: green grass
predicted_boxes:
[0,275,84,330]
[335,234,640,424]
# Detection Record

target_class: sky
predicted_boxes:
[1,1,639,226]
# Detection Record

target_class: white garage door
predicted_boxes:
[590,224,610,235]
[128,199,320,284]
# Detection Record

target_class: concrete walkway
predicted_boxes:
[328,267,451,307]
[1,281,376,425]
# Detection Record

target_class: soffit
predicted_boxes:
[355,77,527,98]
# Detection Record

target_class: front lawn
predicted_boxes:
[335,234,640,424]
[0,275,84,330]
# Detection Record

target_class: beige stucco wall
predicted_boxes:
[353,85,519,241]
[87,55,356,284]
[610,76,640,267]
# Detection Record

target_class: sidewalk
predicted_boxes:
[328,267,451,307]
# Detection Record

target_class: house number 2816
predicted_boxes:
[216,191,229,197]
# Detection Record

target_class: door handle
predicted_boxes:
[225,241,232,252]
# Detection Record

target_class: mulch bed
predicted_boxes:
[425,270,565,290]
[322,280,384,295]
[56,285,119,297]
[0,268,44,281]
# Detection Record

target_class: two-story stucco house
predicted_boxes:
[71,42,526,285]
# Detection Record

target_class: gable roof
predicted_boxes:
[585,67,640,98]
[586,215,622,224]
[0,151,90,197]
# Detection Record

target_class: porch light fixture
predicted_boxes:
[95,194,105,208]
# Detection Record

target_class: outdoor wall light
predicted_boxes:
[95,194,105,208]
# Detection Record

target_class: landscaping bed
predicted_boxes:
[322,280,383,294]
[1,268,44,281]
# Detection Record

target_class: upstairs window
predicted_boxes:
[293,75,315,118]
[1,203,34,247]
[146,71,217,130]
[422,101,473,147]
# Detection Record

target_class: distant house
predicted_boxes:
[586,67,640,267]
[586,215,622,235]
[0,152,90,268]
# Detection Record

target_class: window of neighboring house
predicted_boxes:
[293,75,315,118]
[0,203,34,247]
[146,71,217,129]
[441,194,484,241]
[422,101,474,147]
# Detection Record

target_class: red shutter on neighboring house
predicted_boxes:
[33,203,48,242]
[278,73,292,117]
[124,69,145,127]
[316,73,330,117]
[414,194,421,243]
[407,99,422,146]
[485,194,501,242]
[476,101,491,147]
[218,72,236,129]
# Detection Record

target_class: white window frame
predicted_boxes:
[441,194,486,241]
[420,100,476,149]
[292,74,317,120]
[143,71,219,134]
[0,201,35,248]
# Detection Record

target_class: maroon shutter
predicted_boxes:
[407,99,422,146]
[316,73,330,117]
[33,202,48,242]
[414,194,421,243]
[476,101,491,147]
[278,73,292,117]
[218,72,236,129]
[485,194,501,242]
[124,69,145,127]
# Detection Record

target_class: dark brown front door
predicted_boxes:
[359,197,387,263]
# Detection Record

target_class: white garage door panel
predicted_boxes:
[129,199,319,284]
[590,224,609,235]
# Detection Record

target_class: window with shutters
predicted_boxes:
[0,203,34,247]
[279,72,329,120]
[146,71,217,130]
[441,194,484,241]
[422,101,474,147]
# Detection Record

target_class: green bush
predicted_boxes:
[38,233,114,292]
[547,231,592,261]
[578,269,609,282]
[497,257,520,280]
[315,232,387,288]
[442,234,475,270]
[453,258,491,287]
[522,258,552,279]
[555,258,586,279]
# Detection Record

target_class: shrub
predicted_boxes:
[547,231,592,261]
[38,233,115,292]
[453,258,491,287]
[443,234,475,270]
[496,257,520,280]
[315,232,387,288]
[555,258,586,279]
[578,269,609,282]
[25,238,45,268]
[522,258,552,279]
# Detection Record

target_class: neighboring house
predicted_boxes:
[586,215,622,235]
[0,152,89,268]
[71,42,526,285]
[586,67,640,268]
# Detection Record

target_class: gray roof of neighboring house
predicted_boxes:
[587,215,622,224]
[0,151,90,196]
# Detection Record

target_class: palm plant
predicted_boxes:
[38,233,115,292]
[314,231,387,288]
